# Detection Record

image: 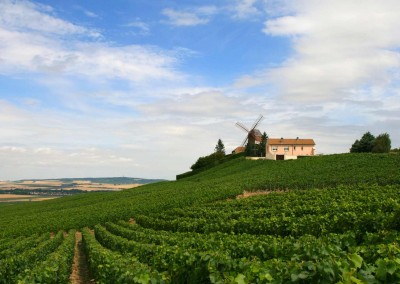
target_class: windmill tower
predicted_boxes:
[235,115,264,148]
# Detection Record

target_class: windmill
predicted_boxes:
[235,114,264,148]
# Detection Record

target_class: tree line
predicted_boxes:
[350,132,391,153]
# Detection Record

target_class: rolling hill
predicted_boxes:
[0,153,400,283]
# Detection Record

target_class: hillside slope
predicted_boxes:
[0,153,398,238]
[1,153,400,283]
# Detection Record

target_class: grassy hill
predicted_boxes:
[0,153,398,238]
[1,153,400,283]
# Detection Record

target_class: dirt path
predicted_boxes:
[70,231,95,284]
[236,190,286,199]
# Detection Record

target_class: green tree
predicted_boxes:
[245,142,258,157]
[350,132,375,153]
[190,152,225,171]
[215,139,225,154]
[258,132,268,157]
[372,133,391,153]
[350,139,361,153]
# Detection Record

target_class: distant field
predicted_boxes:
[0,180,142,192]
[0,194,57,202]
[0,177,149,202]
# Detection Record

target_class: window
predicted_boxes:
[284,146,289,151]
[301,146,304,150]
[272,146,278,151]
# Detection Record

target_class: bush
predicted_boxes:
[190,152,225,171]
[372,133,391,153]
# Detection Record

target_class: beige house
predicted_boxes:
[266,138,315,160]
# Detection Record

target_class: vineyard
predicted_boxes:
[0,153,400,283]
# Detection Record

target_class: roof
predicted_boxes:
[233,146,245,153]
[250,129,262,142]
[252,129,262,137]
[267,138,315,146]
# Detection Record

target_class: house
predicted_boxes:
[266,138,315,160]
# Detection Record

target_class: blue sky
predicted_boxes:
[0,0,399,180]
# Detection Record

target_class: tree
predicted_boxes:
[350,139,361,153]
[258,132,268,157]
[350,132,375,153]
[190,152,224,171]
[372,133,391,153]
[190,139,226,171]
[214,139,225,154]
[245,142,256,157]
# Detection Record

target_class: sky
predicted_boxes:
[0,0,399,180]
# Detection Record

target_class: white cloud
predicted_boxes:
[1,0,399,181]
[231,0,261,19]
[0,0,182,82]
[259,0,400,102]
[231,1,400,152]
[0,146,27,153]
[0,28,181,81]
[162,6,217,26]
[124,19,150,35]
[0,0,99,37]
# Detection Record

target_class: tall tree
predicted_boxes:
[214,139,225,155]
[350,139,361,153]
[258,132,268,157]
[245,142,257,157]
[372,133,391,153]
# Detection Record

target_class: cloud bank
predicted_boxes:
[0,0,399,180]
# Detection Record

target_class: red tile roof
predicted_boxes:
[267,138,315,146]
[233,146,245,153]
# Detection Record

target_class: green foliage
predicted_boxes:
[215,138,225,154]
[92,185,400,283]
[1,153,400,239]
[0,231,64,283]
[0,153,400,283]
[18,230,76,284]
[177,152,244,179]
[82,228,167,283]
[190,151,225,171]
[350,131,392,153]
[245,142,258,157]
[372,133,391,153]
[350,132,375,153]
[258,132,268,156]
[135,185,400,236]
[190,139,226,171]
[245,132,268,157]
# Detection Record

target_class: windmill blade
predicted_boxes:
[250,114,264,131]
[235,122,250,133]
[241,136,248,147]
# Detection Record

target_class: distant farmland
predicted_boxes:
[0,177,164,202]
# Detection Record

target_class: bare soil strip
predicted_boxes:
[236,190,285,199]
[70,231,95,284]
